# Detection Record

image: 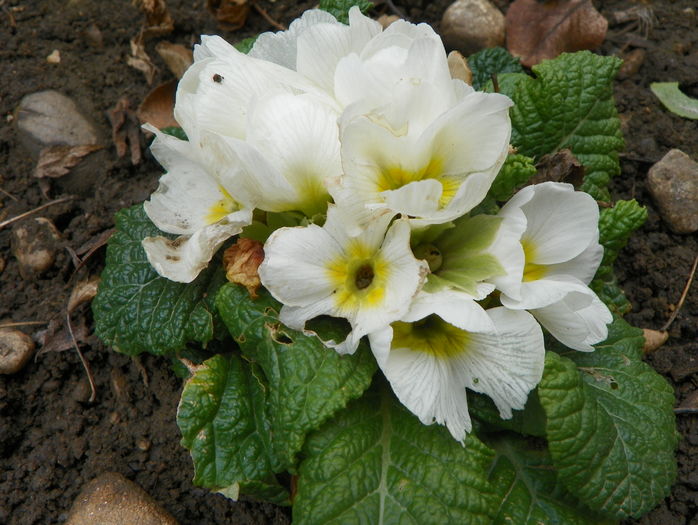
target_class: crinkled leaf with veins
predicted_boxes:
[259,205,428,354]
[497,182,612,351]
[369,306,544,443]
[141,127,253,283]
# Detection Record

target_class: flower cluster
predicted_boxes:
[142,7,612,443]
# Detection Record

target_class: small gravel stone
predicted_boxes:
[11,217,62,279]
[15,90,102,157]
[647,149,698,234]
[65,472,179,525]
[440,0,505,55]
[15,90,106,194]
[0,329,35,375]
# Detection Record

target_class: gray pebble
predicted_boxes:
[66,472,179,525]
[647,149,698,234]
[11,217,62,279]
[440,0,505,56]
[0,329,35,375]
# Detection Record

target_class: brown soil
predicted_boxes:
[1,0,696,523]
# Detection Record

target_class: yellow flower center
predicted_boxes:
[392,316,470,359]
[325,240,389,313]
[376,157,458,208]
[206,185,239,224]
[521,238,548,282]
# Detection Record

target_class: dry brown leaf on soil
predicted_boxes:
[223,238,265,298]
[137,79,179,129]
[447,51,473,85]
[107,97,143,165]
[530,148,585,187]
[34,144,103,179]
[155,41,193,79]
[642,328,669,354]
[506,0,608,68]
[68,275,101,314]
[207,0,250,30]
[127,36,157,85]
[134,0,175,39]
[37,316,89,355]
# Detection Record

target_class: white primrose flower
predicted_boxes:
[141,127,253,283]
[213,91,342,217]
[369,305,545,444]
[497,182,613,351]
[336,78,512,226]
[259,205,429,354]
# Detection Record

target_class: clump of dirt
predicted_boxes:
[0,0,696,524]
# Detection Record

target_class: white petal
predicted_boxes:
[259,224,342,306]
[460,307,545,419]
[516,182,600,265]
[142,208,252,283]
[402,290,495,333]
[297,22,353,92]
[144,133,241,235]
[249,10,339,69]
[488,212,526,300]
[380,344,472,443]
[500,275,586,310]
[546,232,604,285]
[531,288,613,351]
[244,92,341,214]
[424,91,513,177]
[381,179,442,217]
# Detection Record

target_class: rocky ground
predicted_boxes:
[1,0,697,523]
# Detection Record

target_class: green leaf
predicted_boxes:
[161,126,187,141]
[319,0,372,24]
[177,354,288,504]
[216,284,377,470]
[597,200,647,273]
[93,204,225,356]
[650,82,698,119]
[488,153,537,202]
[294,383,498,524]
[468,47,524,91]
[591,200,647,313]
[488,435,615,525]
[538,330,677,518]
[234,35,258,54]
[504,52,624,200]
[468,390,547,437]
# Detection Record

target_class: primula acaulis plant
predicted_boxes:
[93,2,678,523]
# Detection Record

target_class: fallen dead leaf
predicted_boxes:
[530,149,585,187]
[37,316,89,354]
[127,36,157,85]
[207,0,250,30]
[68,275,101,313]
[34,144,103,179]
[137,79,179,129]
[107,97,142,165]
[135,0,175,39]
[447,50,473,85]
[223,238,265,298]
[618,48,646,80]
[155,41,193,78]
[506,0,608,68]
